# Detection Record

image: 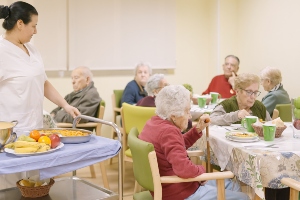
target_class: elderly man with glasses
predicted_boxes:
[210,73,271,126]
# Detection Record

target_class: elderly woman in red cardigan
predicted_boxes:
[139,85,249,200]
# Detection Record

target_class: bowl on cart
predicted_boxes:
[36,128,92,144]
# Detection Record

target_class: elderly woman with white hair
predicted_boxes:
[260,67,290,116]
[139,85,249,200]
[136,73,168,107]
[210,73,272,126]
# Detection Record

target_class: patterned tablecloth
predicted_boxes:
[195,123,300,199]
[43,110,57,128]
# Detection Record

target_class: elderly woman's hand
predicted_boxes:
[195,114,210,133]
[237,109,250,120]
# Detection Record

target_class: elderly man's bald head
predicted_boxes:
[71,66,93,92]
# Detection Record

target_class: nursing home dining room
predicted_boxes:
[2,0,300,200]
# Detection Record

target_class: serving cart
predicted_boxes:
[0,115,123,200]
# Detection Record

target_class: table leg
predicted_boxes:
[254,194,261,200]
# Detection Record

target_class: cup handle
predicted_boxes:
[241,118,247,129]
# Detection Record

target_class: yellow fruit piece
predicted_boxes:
[19,180,35,187]
[4,143,14,149]
[14,147,39,153]
[38,136,51,146]
[14,141,41,148]
[37,145,50,152]
[34,181,43,187]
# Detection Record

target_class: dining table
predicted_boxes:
[194,123,300,200]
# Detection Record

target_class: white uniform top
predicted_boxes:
[0,36,47,135]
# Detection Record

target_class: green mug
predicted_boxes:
[263,124,276,141]
[197,97,206,108]
[210,92,219,104]
[241,116,258,132]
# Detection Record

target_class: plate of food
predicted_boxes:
[4,142,64,157]
[225,135,260,143]
[226,131,258,140]
[36,128,92,144]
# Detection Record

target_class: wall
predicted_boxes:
[44,0,212,137]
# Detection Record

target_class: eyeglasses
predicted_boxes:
[240,89,261,97]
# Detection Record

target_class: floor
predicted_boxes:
[56,156,135,200]
[56,157,256,200]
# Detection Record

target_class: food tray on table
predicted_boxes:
[35,128,92,144]
[0,177,118,200]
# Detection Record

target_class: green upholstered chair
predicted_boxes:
[275,104,292,122]
[128,127,235,200]
[121,103,156,191]
[281,178,300,200]
[111,90,124,128]
[109,90,124,164]
[121,103,156,160]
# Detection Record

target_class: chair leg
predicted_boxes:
[216,179,225,200]
[133,180,142,193]
[89,165,96,178]
[99,162,110,190]
[109,129,117,165]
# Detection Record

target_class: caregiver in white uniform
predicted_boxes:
[0,2,80,189]
[0,2,80,135]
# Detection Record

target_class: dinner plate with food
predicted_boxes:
[4,141,64,157]
[225,131,259,142]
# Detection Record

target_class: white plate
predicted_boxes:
[225,136,260,143]
[4,142,64,157]
[226,131,258,140]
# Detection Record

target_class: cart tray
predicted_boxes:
[0,176,119,200]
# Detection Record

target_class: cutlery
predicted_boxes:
[243,144,277,148]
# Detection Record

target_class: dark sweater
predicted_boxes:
[219,96,266,124]
[51,81,101,123]
[121,80,147,105]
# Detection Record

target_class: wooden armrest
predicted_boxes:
[160,171,234,184]
[281,178,300,191]
[114,107,121,112]
[56,123,97,128]
[187,150,204,157]
[56,123,72,128]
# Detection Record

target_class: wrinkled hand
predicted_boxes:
[228,71,237,87]
[238,109,250,120]
[200,180,207,186]
[196,114,210,133]
[63,105,80,118]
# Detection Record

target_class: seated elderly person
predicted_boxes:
[51,66,101,123]
[260,67,290,116]
[210,73,271,125]
[139,85,249,200]
[121,62,152,105]
[136,73,168,107]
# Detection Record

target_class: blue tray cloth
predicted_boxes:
[0,135,121,179]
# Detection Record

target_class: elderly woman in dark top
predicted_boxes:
[210,73,271,126]
[136,73,168,107]
[260,67,290,116]
[139,85,249,200]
